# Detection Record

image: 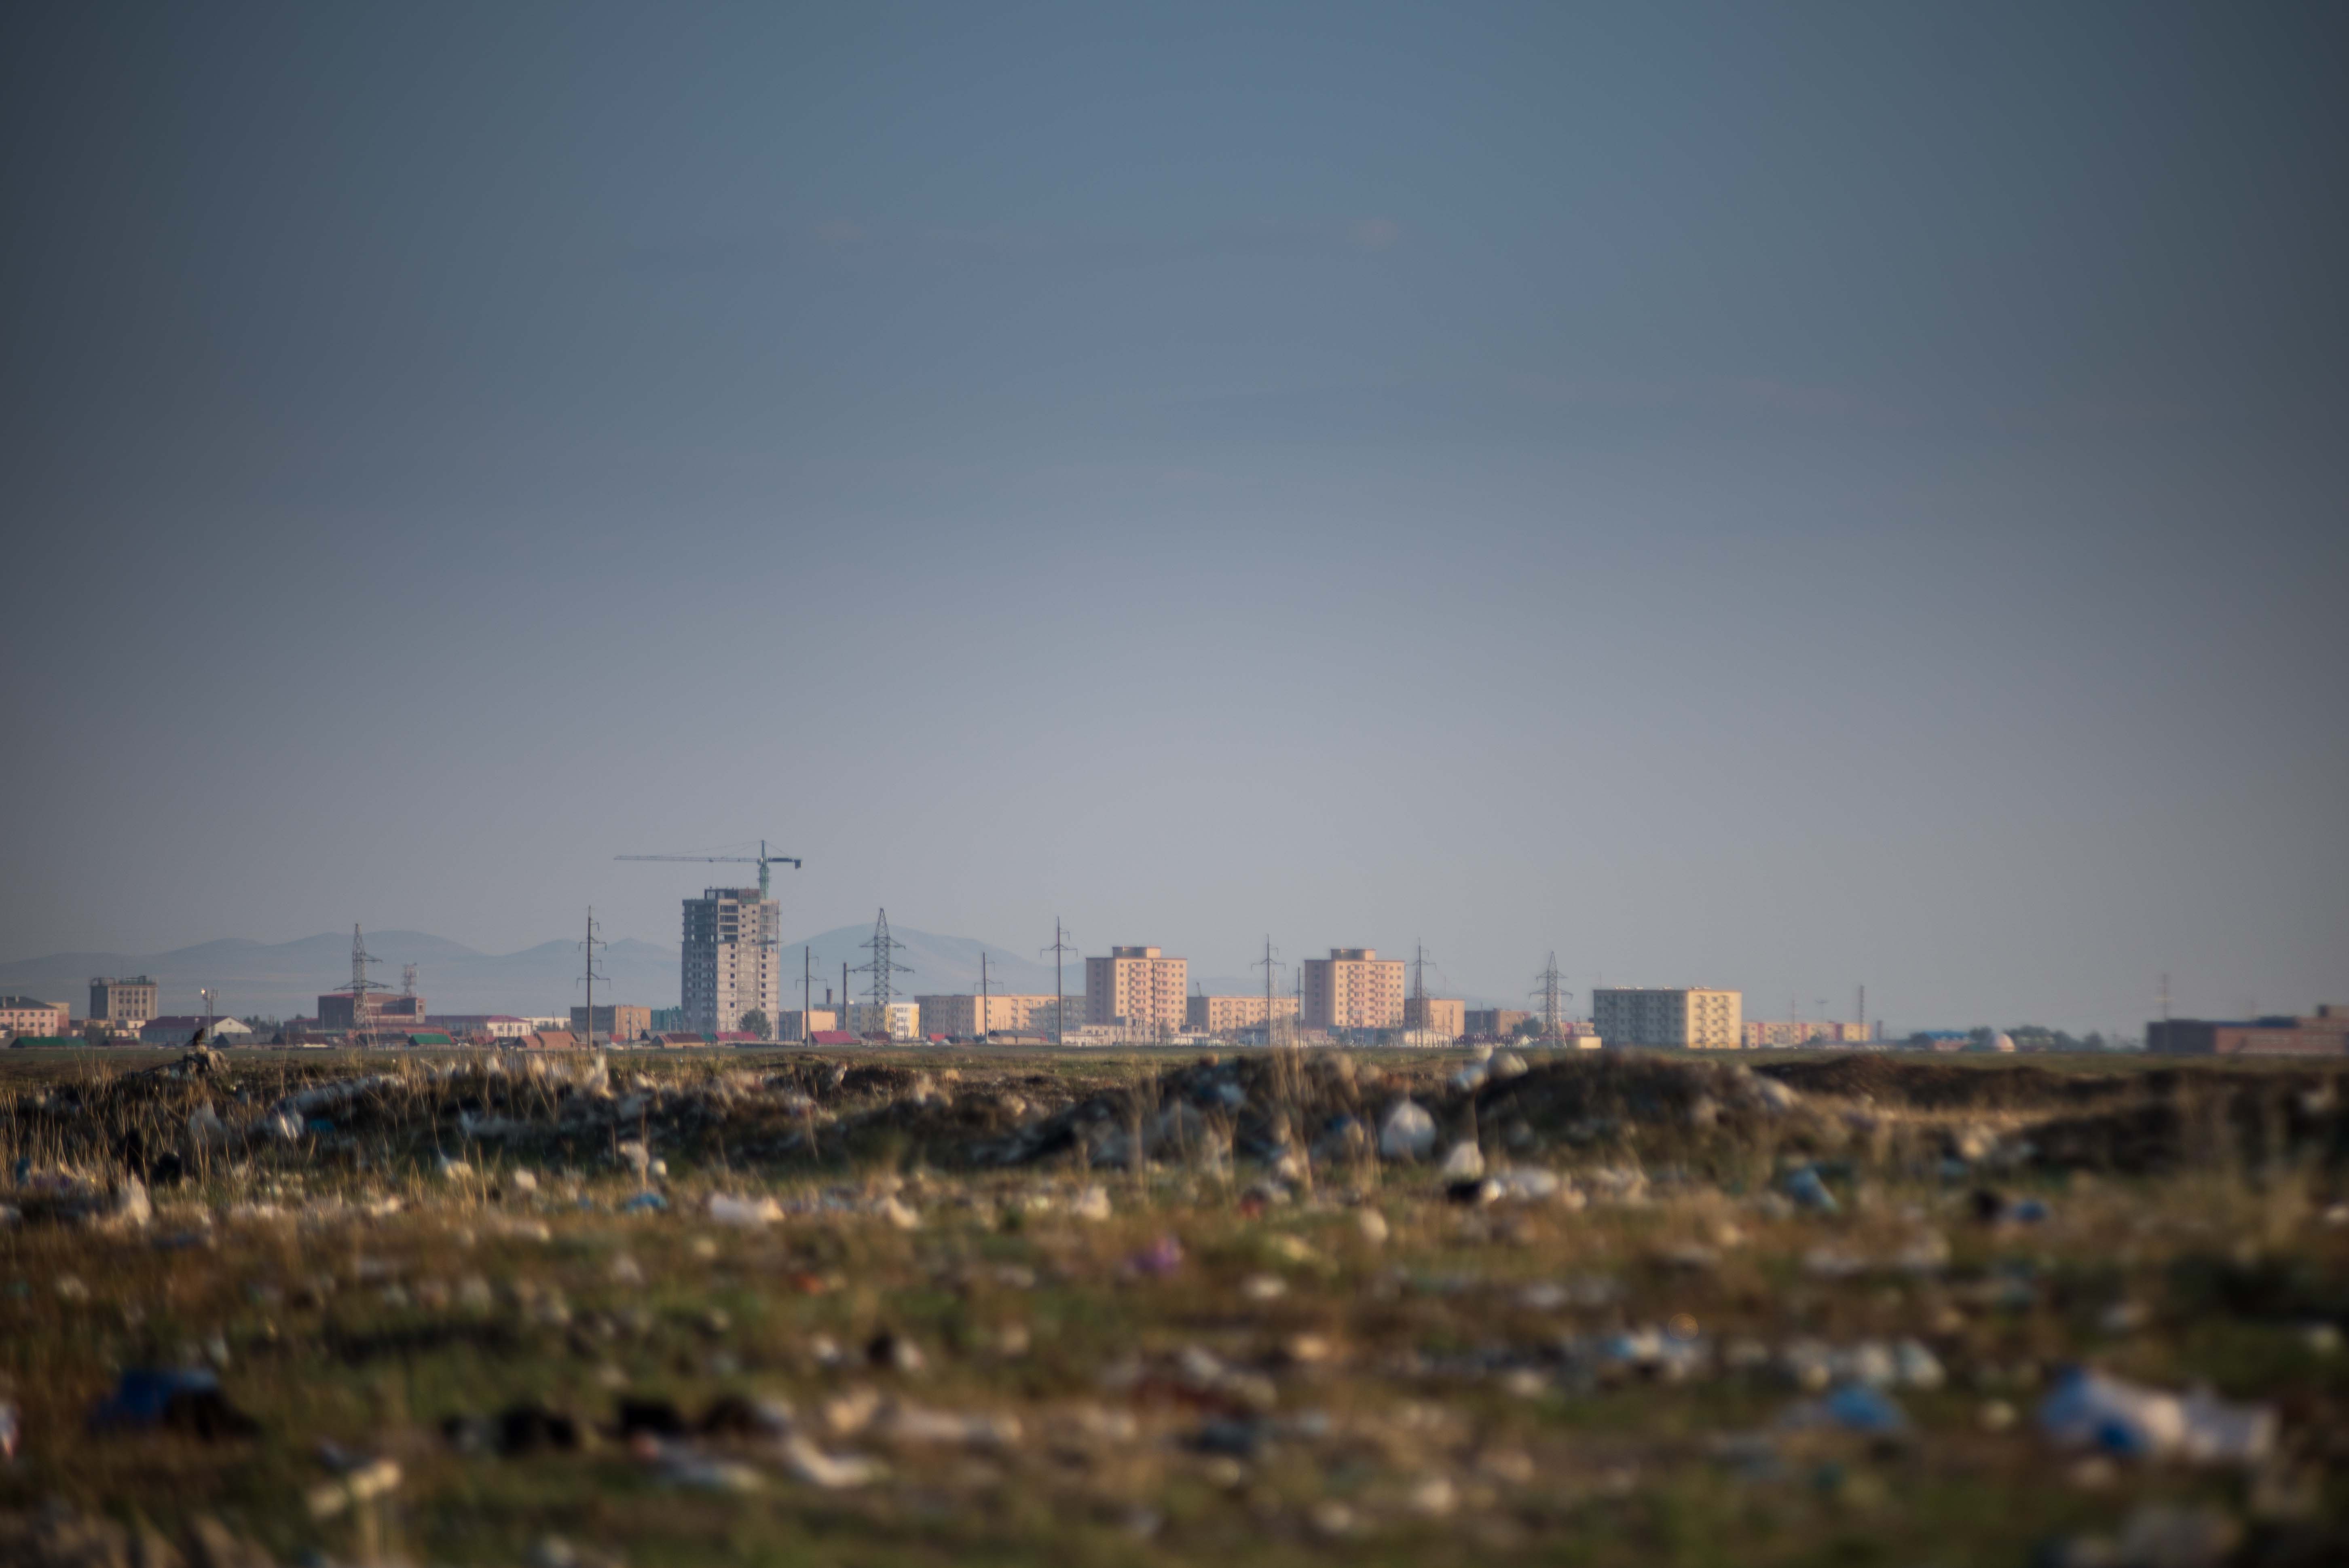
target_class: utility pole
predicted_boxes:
[579,907,609,1048]
[1041,918,1078,1047]
[977,950,992,1040]
[801,946,813,1043]
[1252,936,1282,1048]
[1410,938,1434,1041]
[1856,984,1866,1042]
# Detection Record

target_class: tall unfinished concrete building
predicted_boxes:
[681,887,779,1035]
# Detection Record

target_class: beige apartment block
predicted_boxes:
[1085,946,1188,1037]
[89,976,158,1027]
[917,993,1066,1038]
[1186,993,1303,1035]
[1592,987,1743,1048]
[1302,949,1406,1031]
[1402,996,1466,1039]
[778,1008,837,1039]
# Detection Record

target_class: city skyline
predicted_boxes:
[4,5,2342,1040]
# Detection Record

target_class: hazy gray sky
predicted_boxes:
[4,2,2343,1032]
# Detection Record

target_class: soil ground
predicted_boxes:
[2,1045,2344,1567]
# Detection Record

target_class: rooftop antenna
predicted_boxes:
[1041,918,1078,1046]
[1530,953,1568,1045]
[852,909,914,1034]
[1252,936,1284,1048]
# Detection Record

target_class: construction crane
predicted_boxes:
[616,839,803,900]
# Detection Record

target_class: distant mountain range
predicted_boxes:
[0,923,1072,1022]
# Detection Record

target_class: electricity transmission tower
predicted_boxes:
[1251,936,1284,1048]
[578,907,610,1046]
[1530,952,1570,1044]
[346,925,389,1048]
[1409,939,1440,1042]
[852,909,915,1035]
[1040,918,1078,1046]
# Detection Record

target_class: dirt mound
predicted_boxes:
[2028,1077,2349,1173]
[1754,1056,2140,1113]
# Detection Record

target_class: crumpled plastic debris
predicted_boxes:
[2038,1369,2275,1465]
[1379,1099,1437,1161]
[1782,1166,1838,1214]
[1124,1235,1184,1277]
[87,1368,260,1440]
[619,1191,667,1213]
[707,1193,782,1227]
[1779,1382,1909,1435]
[781,1434,884,1489]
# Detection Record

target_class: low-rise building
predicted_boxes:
[138,1015,254,1048]
[0,996,70,1040]
[1402,996,1466,1040]
[421,1014,531,1040]
[918,994,1065,1038]
[778,1008,838,1040]
[1464,1008,1530,1039]
[1742,1019,1875,1047]
[571,1004,652,1043]
[2148,1006,2349,1056]
[1302,949,1405,1032]
[846,1001,921,1040]
[318,992,426,1032]
[1186,994,1302,1035]
[1591,987,1743,1048]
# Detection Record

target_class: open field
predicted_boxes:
[3,1045,2345,1567]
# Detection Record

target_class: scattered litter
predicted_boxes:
[619,1191,667,1214]
[1068,1184,1112,1221]
[1780,1383,1909,1436]
[707,1193,781,1227]
[444,1403,582,1456]
[1438,1141,1485,1179]
[1355,1207,1390,1244]
[88,1368,259,1440]
[1379,1099,1437,1161]
[305,1457,400,1520]
[781,1435,883,1489]
[867,1332,927,1374]
[1124,1235,1184,1277]
[2038,1369,2275,1465]
[658,1454,765,1492]
[1782,1166,1838,1214]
